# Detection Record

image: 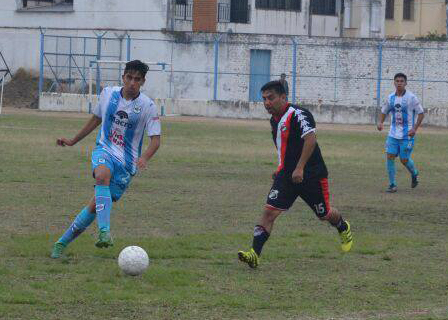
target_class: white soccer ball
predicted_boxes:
[118,246,150,276]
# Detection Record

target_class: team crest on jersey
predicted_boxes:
[268,189,279,200]
[133,105,142,114]
[280,124,287,132]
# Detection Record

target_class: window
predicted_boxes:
[403,0,413,20]
[385,0,394,19]
[20,0,73,9]
[311,0,336,16]
[256,0,301,11]
[175,0,193,21]
[230,0,250,23]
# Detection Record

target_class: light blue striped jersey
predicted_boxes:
[381,90,423,140]
[93,86,161,175]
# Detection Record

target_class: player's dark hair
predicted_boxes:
[260,80,286,95]
[124,60,149,78]
[394,73,407,81]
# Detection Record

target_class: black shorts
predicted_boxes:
[266,171,331,219]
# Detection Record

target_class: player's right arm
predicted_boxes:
[377,98,389,131]
[377,113,386,131]
[56,115,102,147]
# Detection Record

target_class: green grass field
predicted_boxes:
[0,109,447,320]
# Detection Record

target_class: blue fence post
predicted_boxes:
[82,37,87,93]
[292,38,297,104]
[68,37,72,92]
[376,40,384,124]
[38,29,45,98]
[421,48,425,106]
[126,34,131,61]
[213,36,221,101]
[96,34,102,97]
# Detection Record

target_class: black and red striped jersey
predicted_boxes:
[270,104,328,180]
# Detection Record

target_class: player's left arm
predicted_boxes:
[137,135,160,171]
[408,96,425,137]
[137,105,161,171]
[292,110,317,184]
[292,132,316,184]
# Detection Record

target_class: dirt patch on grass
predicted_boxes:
[3,68,52,109]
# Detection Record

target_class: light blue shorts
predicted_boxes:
[91,147,132,202]
[385,136,414,160]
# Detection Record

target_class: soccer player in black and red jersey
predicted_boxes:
[238,81,353,269]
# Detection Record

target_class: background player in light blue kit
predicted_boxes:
[51,60,161,258]
[377,73,424,193]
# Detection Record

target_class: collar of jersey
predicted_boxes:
[273,102,290,122]
[120,87,141,102]
[394,89,406,97]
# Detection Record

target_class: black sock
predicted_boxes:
[331,216,347,233]
[252,225,270,256]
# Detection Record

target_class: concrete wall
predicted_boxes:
[39,93,448,126]
[7,0,167,31]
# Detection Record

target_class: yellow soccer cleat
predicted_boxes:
[238,248,259,269]
[339,221,353,252]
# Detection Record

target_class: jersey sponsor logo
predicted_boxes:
[394,104,403,125]
[110,129,125,148]
[268,189,279,200]
[133,105,142,114]
[109,111,133,129]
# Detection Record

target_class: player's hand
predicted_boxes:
[136,157,148,171]
[291,168,304,184]
[408,128,416,137]
[56,138,75,147]
[377,123,384,131]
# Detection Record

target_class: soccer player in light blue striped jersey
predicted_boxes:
[377,73,424,193]
[51,60,161,258]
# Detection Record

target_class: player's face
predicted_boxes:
[394,77,406,92]
[262,89,286,115]
[122,70,145,98]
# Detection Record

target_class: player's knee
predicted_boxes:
[400,158,408,165]
[94,168,111,185]
[263,208,282,223]
[387,154,396,160]
[95,176,110,185]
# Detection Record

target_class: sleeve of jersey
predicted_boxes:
[297,110,316,138]
[413,95,424,114]
[381,98,389,114]
[146,103,161,136]
[93,88,108,118]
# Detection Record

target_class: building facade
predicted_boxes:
[173,0,386,38]
[385,0,447,39]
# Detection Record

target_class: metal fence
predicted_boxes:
[39,30,448,112]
